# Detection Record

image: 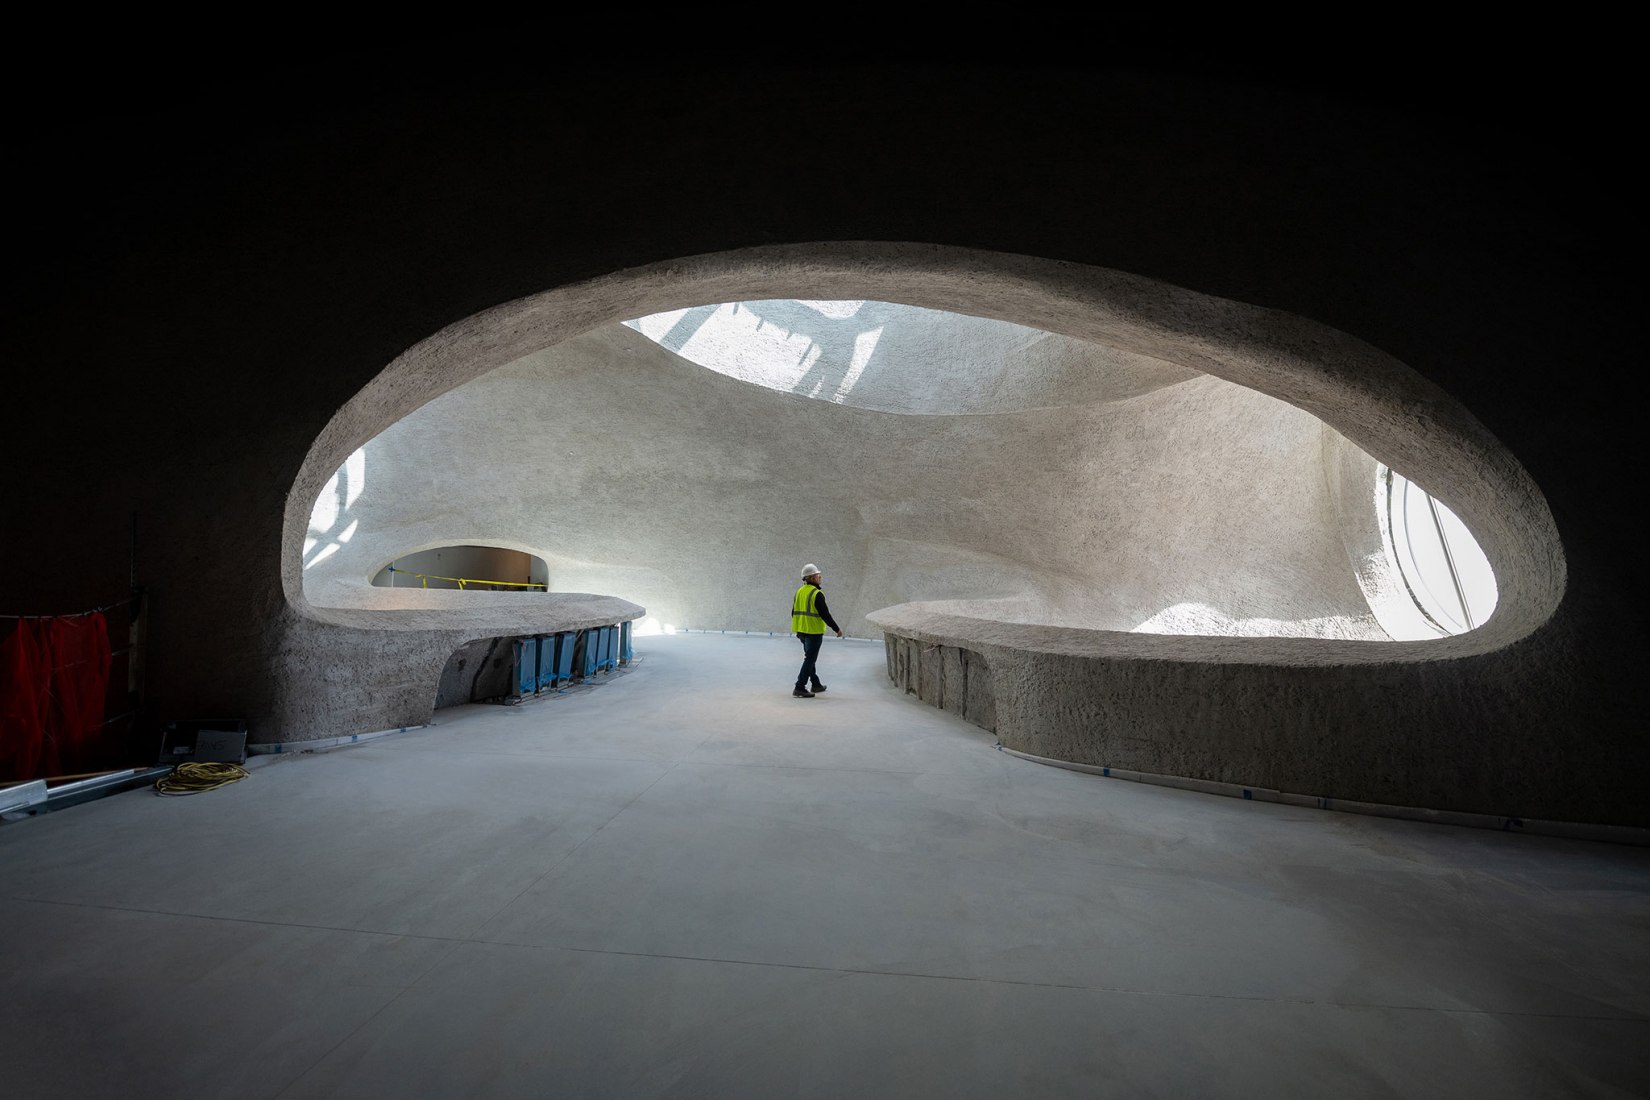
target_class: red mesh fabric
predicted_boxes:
[1,619,51,781]
[45,614,112,775]
[1,613,111,781]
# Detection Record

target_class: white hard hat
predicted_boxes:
[801,563,821,579]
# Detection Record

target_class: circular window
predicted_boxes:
[1379,465,1498,636]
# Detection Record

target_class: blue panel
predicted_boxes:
[514,637,538,696]
[556,632,575,683]
[620,621,633,663]
[536,635,557,690]
[599,625,614,671]
[581,628,598,679]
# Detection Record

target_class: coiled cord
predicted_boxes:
[154,761,250,796]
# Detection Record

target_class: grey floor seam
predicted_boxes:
[458,938,1650,1022]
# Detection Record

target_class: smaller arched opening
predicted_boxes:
[371,546,549,593]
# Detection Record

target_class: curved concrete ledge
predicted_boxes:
[873,601,1452,667]
[251,594,643,746]
[304,589,642,636]
[871,601,1627,826]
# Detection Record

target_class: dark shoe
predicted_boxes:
[810,683,827,693]
[793,687,815,698]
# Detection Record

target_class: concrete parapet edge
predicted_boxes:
[254,596,646,747]
[872,604,1640,829]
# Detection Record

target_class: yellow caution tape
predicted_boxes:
[386,567,546,591]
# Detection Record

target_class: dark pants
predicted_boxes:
[795,631,824,690]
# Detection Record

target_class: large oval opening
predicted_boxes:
[284,244,1562,659]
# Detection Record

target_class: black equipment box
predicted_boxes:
[158,720,248,765]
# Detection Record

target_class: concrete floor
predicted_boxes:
[2,634,1646,1099]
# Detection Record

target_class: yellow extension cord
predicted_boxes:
[154,761,251,796]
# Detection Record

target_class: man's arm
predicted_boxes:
[815,590,843,637]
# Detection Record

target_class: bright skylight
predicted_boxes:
[1375,466,1498,638]
[625,301,885,404]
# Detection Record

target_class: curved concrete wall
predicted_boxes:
[293,247,1558,649]
[302,315,1390,642]
[5,63,1637,825]
[282,245,1568,828]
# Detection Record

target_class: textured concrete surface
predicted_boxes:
[2,63,1639,828]
[2,635,1645,1098]
[259,593,642,742]
[872,615,1636,825]
[301,315,1394,642]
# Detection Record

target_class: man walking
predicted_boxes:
[791,563,842,698]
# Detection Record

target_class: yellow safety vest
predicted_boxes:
[792,584,826,634]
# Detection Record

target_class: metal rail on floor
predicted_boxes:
[996,745,1650,847]
[1,767,176,819]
